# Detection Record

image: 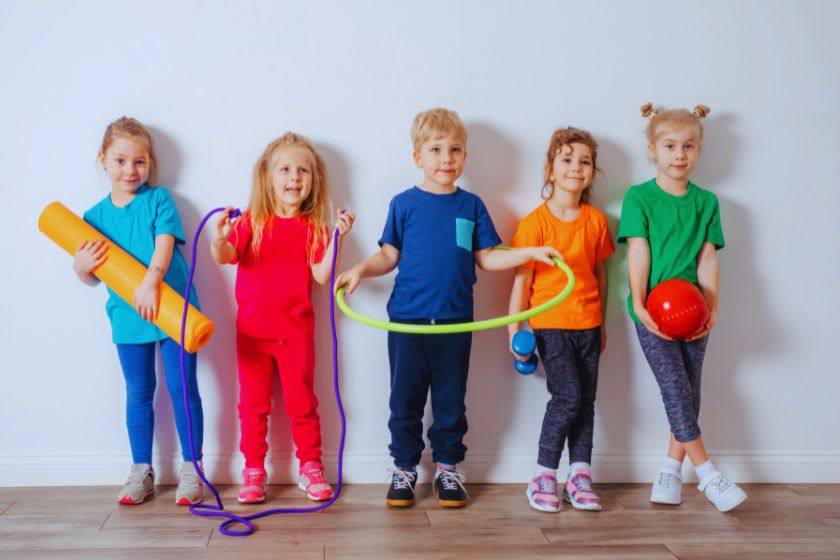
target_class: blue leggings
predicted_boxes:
[115,339,204,464]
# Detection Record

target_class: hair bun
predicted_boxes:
[640,103,657,119]
[693,104,711,118]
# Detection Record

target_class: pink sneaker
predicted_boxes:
[526,472,561,512]
[563,468,602,511]
[298,461,334,502]
[238,467,267,504]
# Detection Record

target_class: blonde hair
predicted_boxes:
[542,127,600,205]
[99,116,158,186]
[246,132,331,260]
[411,108,468,151]
[641,102,710,144]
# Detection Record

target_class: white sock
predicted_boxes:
[660,458,683,476]
[536,465,557,477]
[438,463,456,472]
[694,460,718,482]
[569,462,591,474]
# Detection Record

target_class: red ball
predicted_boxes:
[646,279,710,340]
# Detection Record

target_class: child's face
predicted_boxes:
[649,125,702,183]
[271,147,313,213]
[413,135,466,189]
[100,136,151,194]
[548,143,594,198]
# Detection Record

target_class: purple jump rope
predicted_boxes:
[177,207,347,536]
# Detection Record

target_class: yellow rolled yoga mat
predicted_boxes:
[38,201,214,353]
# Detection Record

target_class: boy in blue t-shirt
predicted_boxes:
[336,108,559,508]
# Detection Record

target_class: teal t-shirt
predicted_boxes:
[616,179,725,323]
[83,185,199,344]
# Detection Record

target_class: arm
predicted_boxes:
[73,239,107,286]
[210,207,238,265]
[334,243,400,295]
[596,260,608,352]
[133,234,175,322]
[626,237,671,339]
[474,246,561,271]
[507,267,534,359]
[687,242,719,340]
[312,210,356,286]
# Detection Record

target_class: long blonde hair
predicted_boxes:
[247,132,331,260]
[99,116,158,186]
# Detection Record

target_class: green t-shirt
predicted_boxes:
[616,179,725,323]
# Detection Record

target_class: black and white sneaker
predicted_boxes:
[433,464,468,508]
[386,467,417,507]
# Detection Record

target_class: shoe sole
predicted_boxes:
[386,498,415,507]
[118,489,154,505]
[526,488,560,513]
[710,490,747,512]
[650,495,682,505]
[176,496,204,506]
[438,499,466,508]
[563,491,602,511]
[298,481,334,502]
[238,495,266,504]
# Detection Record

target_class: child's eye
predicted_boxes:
[300,168,309,174]
[582,160,592,166]
[562,158,572,163]
[452,147,462,153]
[431,147,440,153]
[665,144,674,149]
[116,158,125,164]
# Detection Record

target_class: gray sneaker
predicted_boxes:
[650,469,682,505]
[118,463,155,505]
[698,473,747,512]
[175,461,205,505]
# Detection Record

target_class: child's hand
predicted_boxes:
[214,207,236,244]
[528,246,563,266]
[508,329,529,361]
[73,240,108,275]
[336,209,356,238]
[133,274,161,322]
[686,306,717,341]
[633,302,673,341]
[335,266,363,295]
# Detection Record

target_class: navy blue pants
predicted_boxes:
[387,318,472,468]
[116,339,204,464]
[634,323,709,443]
[534,327,601,469]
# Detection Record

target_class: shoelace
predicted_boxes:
[657,471,679,489]
[303,467,327,485]
[535,475,557,494]
[436,469,469,498]
[570,474,593,493]
[710,476,732,493]
[243,472,265,487]
[388,468,417,492]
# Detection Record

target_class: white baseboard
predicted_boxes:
[2,452,839,486]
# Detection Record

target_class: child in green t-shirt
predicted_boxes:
[616,103,747,513]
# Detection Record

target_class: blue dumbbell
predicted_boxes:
[512,331,538,375]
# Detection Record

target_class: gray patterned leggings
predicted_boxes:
[634,323,709,442]
[534,327,601,469]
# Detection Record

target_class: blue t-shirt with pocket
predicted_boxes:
[83,185,199,344]
[378,186,501,320]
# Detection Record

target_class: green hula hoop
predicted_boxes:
[335,247,575,334]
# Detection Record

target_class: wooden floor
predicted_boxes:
[1,483,838,559]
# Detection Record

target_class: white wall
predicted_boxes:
[2,0,838,486]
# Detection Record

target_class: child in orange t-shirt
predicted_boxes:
[508,127,614,513]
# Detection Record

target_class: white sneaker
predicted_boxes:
[118,463,155,505]
[650,469,682,505]
[175,461,205,505]
[698,473,747,512]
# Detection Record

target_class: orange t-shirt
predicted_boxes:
[511,203,614,329]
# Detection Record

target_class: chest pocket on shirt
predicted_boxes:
[455,218,475,252]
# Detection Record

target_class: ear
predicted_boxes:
[98,152,106,167]
[413,150,421,168]
[647,143,656,160]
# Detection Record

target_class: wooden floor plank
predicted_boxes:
[327,544,677,559]
[0,513,108,532]
[0,529,211,550]
[666,543,840,560]
[543,525,840,546]
[0,547,323,560]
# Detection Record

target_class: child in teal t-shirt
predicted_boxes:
[73,117,204,506]
[617,103,747,513]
